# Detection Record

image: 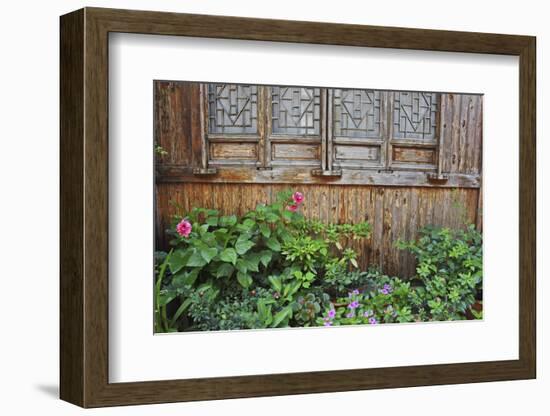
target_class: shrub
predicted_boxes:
[155,190,371,331]
[317,272,416,327]
[396,224,483,321]
[154,191,483,332]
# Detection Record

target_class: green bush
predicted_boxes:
[316,271,416,326]
[396,224,483,321]
[155,190,370,332]
[154,190,483,332]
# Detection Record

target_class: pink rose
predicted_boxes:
[287,204,298,212]
[292,191,304,205]
[176,219,192,238]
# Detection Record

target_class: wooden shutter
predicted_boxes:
[438,93,483,177]
[328,89,387,171]
[155,81,481,189]
[204,83,264,168]
[154,81,204,175]
[388,91,440,172]
[266,86,325,169]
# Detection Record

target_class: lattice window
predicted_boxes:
[208,84,258,134]
[392,91,438,141]
[271,87,321,136]
[201,84,441,172]
[333,89,381,138]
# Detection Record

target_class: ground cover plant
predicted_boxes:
[154,190,482,332]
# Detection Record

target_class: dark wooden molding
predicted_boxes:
[157,164,479,188]
[60,7,536,408]
[60,8,85,407]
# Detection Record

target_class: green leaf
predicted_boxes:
[237,272,253,288]
[265,212,279,223]
[235,258,248,274]
[206,216,218,226]
[259,223,271,238]
[272,306,293,327]
[243,255,260,272]
[172,268,200,287]
[167,249,191,274]
[215,263,234,278]
[157,291,176,307]
[268,275,282,292]
[220,248,237,265]
[266,237,281,252]
[260,250,272,268]
[282,210,293,221]
[243,218,255,228]
[201,233,216,247]
[276,228,292,243]
[200,247,218,264]
[184,268,200,286]
[169,297,192,327]
[257,300,273,327]
[235,239,254,255]
[220,215,237,227]
[237,232,251,243]
[187,250,207,267]
[288,281,302,297]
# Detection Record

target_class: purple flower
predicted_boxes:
[380,288,389,295]
[346,312,354,318]
[324,321,333,327]
[327,309,336,319]
[363,310,373,317]
[383,283,393,293]
[348,301,360,309]
[369,317,378,325]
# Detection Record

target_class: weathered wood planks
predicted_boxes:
[156,183,479,277]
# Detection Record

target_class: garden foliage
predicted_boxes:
[154,190,482,332]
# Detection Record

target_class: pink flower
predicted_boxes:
[292,191,304,205]
[176,219,192,238]
[287,204,298,212]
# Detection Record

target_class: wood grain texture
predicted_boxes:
[157,165,481,188]
[154,81,202,168]
[518,37,536,377]
[60,7,536,408]
[440,94,484,175]
[155,85,483,186]
[60,8,84,406]
[156,183,479,277]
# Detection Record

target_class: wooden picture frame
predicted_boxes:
[60,7,536,408]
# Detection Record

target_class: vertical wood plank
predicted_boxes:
[155,184,481,277]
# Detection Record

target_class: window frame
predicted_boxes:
[202,84,443,175]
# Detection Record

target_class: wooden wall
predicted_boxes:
[154,81,482,278]
[156,183,479,277]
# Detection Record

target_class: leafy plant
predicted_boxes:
[317,273,416,327]
[396,225,483,321]
[292,292,330,326]
[153,190,482,333]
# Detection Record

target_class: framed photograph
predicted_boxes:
[60,7,536,408]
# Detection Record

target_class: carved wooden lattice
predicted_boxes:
[208,84,258,134]
[392,91,438,141]
[333,89,381,138]
[271,87,321,135]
